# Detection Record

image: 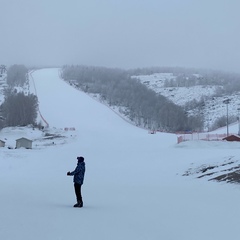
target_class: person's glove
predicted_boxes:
[67,171,71,176]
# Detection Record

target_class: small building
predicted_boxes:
[223,134,240,142]
[0,140,5,147]
[15,137,32,149]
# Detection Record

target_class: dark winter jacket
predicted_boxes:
[69,161,85,185]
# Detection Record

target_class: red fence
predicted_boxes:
[64,127,76,131]
[177,132,232,144]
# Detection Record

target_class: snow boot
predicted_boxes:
[73,201,83,208]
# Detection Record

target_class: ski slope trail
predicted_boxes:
[1,68,240,240]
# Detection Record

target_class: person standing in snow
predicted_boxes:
[67,156,86,208]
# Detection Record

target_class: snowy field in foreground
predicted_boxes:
[1,68,240,240]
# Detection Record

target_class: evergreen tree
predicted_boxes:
[7,65,28,87]
[1,92,38,127]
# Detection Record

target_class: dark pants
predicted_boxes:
[74,183,83,202]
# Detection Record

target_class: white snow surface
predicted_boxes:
[1,68,240,240]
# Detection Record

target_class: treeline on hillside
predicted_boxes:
[145,67,240,95]
[164,72,240,92]
[61,65,203,132]
[0,65,38,129]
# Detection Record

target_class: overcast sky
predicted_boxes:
[1,0,240,72]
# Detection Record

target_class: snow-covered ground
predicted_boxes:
[1,68,240,240]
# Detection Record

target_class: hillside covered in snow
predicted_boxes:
[1,65,240,133]
[60,65,240,132]
[133,71,240,131]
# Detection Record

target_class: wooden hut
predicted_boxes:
[15,137,32,149]
[0,140,5,147]
[223,134,240,142]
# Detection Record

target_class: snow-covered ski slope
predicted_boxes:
[1,68,240,240]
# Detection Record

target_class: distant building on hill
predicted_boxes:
[15,137,32,149]
[0,140,5,147]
